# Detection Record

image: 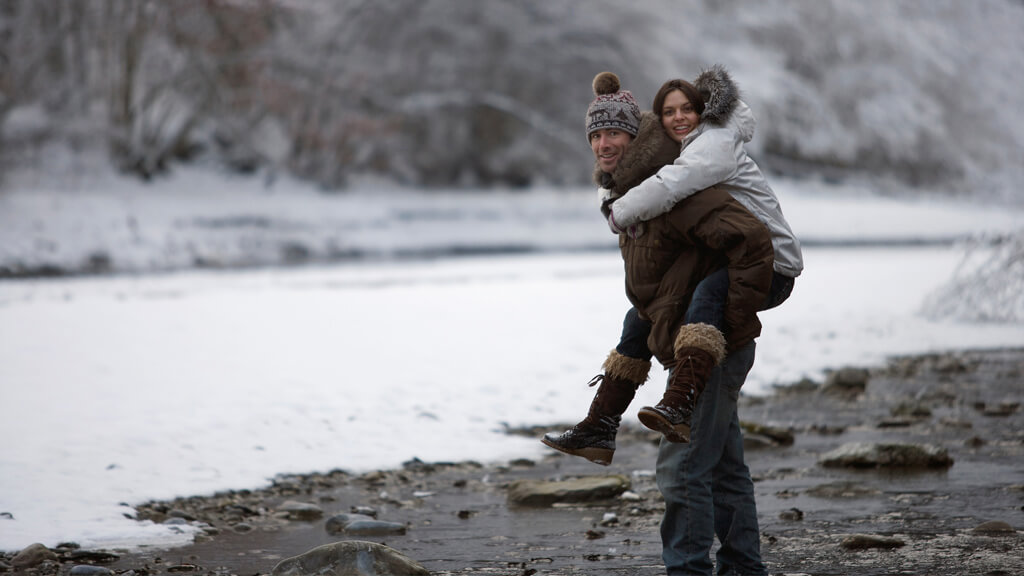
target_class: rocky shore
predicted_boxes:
[4,348,1022,576]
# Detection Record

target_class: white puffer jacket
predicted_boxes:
[609,67,803,278]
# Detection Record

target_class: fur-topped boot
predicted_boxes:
[541,351,650,465]
[637,323,726,443]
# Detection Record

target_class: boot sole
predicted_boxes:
[637,407,691,443]
[540,436,613,466]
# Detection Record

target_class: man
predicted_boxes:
[544,72,771,575]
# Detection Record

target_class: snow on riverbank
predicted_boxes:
[2,169,1022,277]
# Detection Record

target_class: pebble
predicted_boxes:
[840,534,906,550]
[973,521,1015,535]
[270,541,428,576]
[324,513,376,535]
[11,543,58,568]
[167,509,196,520]
[507,475,631,507]
[278,500,324,521]
[822,367,870,396]
[342,519,407,536]
[779,508,804,521]
[69,566,114,576]
[819,442,953,469]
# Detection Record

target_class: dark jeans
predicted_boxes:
[615,269,794,361]
[657,342,766,575]
[613,269,791,575]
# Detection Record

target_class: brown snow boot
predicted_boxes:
[638,323,726,443]
[541,351,650,465]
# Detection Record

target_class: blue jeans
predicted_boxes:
[685,268,794,328]
[614,269,788,575]
[656,341,766,576]
[616,269,794,360]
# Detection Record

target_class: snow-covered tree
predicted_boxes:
[1,0,1022,197]
[921,230,1024,323]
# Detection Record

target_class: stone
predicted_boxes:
[877,418,914,428]
[69,566,114,576]
[822,367,870,396]
[342,520,408,536]
[819,442,953,469]
[983,401,1020,417]
[972,520,1015,535]
[325,513,376,535]
[271,541,429,576]
[804,481,881,499]
[507,475,631,507]
[779,508,804,521]
[279,500,324,521]
[351,506,377,517]
[66,550,120,563]
[743,434,777,449]
[167,509,196,521]
[890,402,932,418]
[11,543,58,568]
[773,377,819,394]
[740,422,795,445]
[935,355,969,373]
[840,534,906,550]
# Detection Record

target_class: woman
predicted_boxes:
[542,71,774,462]
[616,65,803,442]
[545,66,803,457]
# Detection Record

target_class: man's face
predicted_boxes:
[590,128,632,173]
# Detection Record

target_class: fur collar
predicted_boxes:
[694,64,740,127]
[593,111,680,194]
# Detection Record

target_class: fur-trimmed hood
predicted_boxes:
[592,111,679,194]
[694,64,739,127]
[686,64,756,144]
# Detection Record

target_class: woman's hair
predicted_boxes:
[652,79,705,117]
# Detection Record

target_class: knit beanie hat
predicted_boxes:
[585,72,641,139]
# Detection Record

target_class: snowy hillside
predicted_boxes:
[2,0,1023,199]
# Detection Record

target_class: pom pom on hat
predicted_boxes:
[592,72,621,96]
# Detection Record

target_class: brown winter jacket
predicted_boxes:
[597,111,774,367]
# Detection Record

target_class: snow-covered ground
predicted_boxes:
[2,169,1024,552]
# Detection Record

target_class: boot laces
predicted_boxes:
[664,355,697,407]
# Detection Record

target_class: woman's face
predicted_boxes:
[660,89,701,143]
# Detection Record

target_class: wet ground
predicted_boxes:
[8,348,1023,576]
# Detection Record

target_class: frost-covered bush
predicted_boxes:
[921,231,1024,323]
